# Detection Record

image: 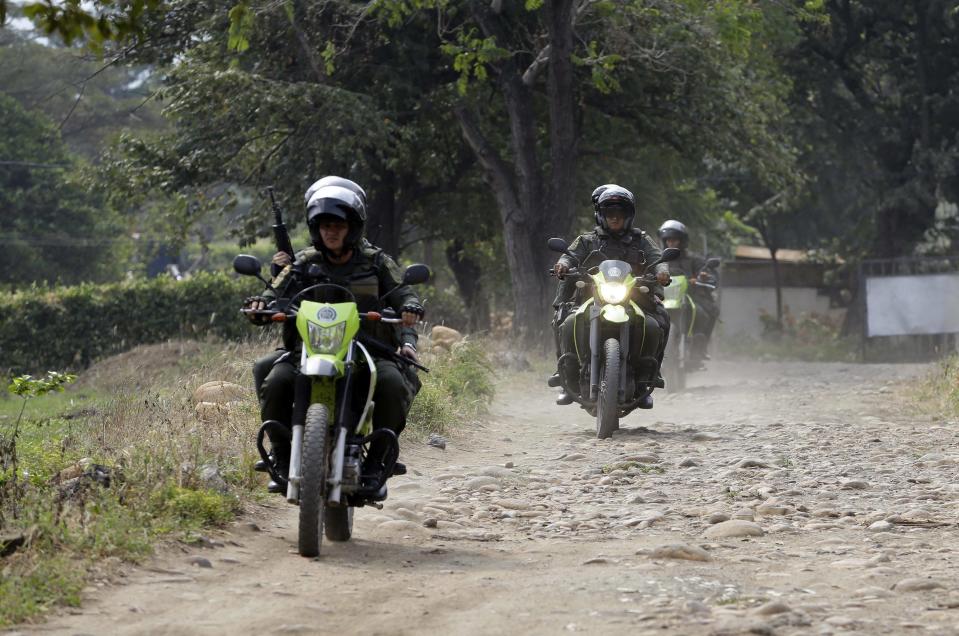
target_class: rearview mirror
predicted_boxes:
[659,247,681,263]
[705,257,721,269]
[547,237,569,253]
[233,254,263,277]
[402,264,431,286]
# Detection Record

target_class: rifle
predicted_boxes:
[267,186,295,260]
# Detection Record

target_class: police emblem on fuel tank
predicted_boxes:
[317,307,337,321]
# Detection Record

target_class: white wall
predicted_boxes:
[717,287,841,338]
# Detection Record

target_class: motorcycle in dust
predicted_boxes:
[661,258,719,392]
[234,254,431,557]
[547,239,680,439]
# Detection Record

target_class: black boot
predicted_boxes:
[267,444,290,494]
[547,373,563,387]
[392,461,407,476]
[638,393,654,409]
[556,392,574,405]
[254,455,272,472]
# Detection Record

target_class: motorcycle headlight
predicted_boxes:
[307,322,346,354]
[598,282,628,304]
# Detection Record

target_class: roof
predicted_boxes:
[734,245,808,263]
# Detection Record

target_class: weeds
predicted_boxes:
[914,355,959,418]
[602,461,666,474]
[0,340,267,627]
[407,339,494,439]
[720,310,857,362]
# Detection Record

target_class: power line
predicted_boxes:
[0,160,68,168]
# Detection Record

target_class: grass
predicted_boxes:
[914,355,959,418]
[407,338,495,439]
[602,461,666,474]
[718,309,858,362]
[0,339,267,628]
[0,334,493,627]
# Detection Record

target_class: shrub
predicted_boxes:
[0,273,260,374]
[407,339,494,438]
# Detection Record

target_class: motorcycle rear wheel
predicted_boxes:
[298,404,330,557]
[325,506,354,542]
[664,333,686,393]
[596,338,621,439]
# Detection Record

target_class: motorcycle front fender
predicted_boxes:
[600,304,629,323]
[302,354,342,377]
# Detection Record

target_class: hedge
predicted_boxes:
[0,273,262,375]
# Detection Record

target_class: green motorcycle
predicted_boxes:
[661,258,719,392]
[547,239,680,438]
[234,254,430,557]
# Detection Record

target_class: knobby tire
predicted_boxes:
[298,404,330,557]
[597,338,621,439]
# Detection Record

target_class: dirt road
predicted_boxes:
[25,360,959,635]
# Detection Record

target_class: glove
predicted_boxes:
[401,303,425,318]
[244,296,272,325]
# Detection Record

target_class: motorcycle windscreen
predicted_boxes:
[597,260,632,282]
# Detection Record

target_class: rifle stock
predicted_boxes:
[267,186,295,259]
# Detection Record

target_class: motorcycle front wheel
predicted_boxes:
[596,338,621,439]
[298,403,330,557]
[325,505,354,542]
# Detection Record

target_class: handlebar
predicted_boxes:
[241,307,404,324]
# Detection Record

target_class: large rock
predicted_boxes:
[192,381,248,405]
[703,520,765,539]
[650,543,712,562]
[430,326,464,352]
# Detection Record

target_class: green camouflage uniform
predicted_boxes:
[253,240,421,448]
[552,227,671,381]
[667,250,719,351]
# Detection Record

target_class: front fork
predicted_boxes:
[286,373,312,503]
[588,305,630,402]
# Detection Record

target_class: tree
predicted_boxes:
[370,0,798,342]
[784,0,959,259]
[0,92,128,285]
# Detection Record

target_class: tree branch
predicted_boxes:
[521,44,550,86]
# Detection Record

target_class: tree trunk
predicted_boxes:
[756,219,783,331]
[367,170,401,258]
[445,238,491,333]
[452,0,579,345]
[770,246,783,330]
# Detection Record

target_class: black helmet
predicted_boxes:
[591,183,616,208]
[304,176,367,207]
[658,219,689,249]
[594,185,635,234]
[306,185,366,250]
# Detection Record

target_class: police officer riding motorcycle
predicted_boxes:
[547,185,675,425]
[657,220,719,368]
[245,178,425,497]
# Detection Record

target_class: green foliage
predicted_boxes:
[0,273,258,374]
[720,309,857,362]
[155,485,238,528]
[227,2,253,52]
[8,371,77,400]
[914,356,959,419]
[430,340,494,415]
[407,339,494,437]
[16,0,164,50]
[0,342,263,626]
[0,554,85,627]
[441,30,510,94]
[0,93,129,286]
